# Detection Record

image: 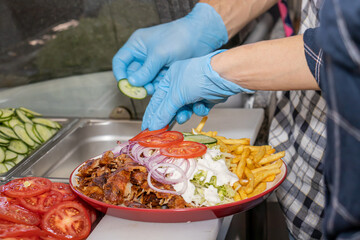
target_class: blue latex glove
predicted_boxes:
[141,50,254,130]
[112,3,228,92]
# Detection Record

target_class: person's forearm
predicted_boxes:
[200,0,278,38]
[211,35,320,91]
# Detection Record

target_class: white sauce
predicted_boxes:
[173,147,239,206]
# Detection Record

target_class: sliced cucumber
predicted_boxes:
[16,109,32,124]
[4,161,15,171]
[0,163,7,173]
[8,140,28,154]
[0,117,11,122]
[118,79,147,100]
[19,107,42,117]
[0,109,14,119]
[0,148,4,163]
[0,126,19,139]
[183,134,218,145]
[13,125,35,147]
[182,132,193,136]
[13,154,26,164]
[9,117,23,128]
[0,135,10,144]
[5,150,17,161]
[24,123,42,144]
[34,124,53,142]
[0,130,10,139]
[32,118,60,129]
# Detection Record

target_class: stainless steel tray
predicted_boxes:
[11,119,142,181]
[0,117,78,182]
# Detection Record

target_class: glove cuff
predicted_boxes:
[187,3,229,50]
[206,50,255,94]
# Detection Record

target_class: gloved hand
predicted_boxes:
[141,50,254,130]
[112,3,228,94]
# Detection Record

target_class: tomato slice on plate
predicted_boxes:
[0,201,41,226]
[137,131,184,148]
[19,190,63,214]
[4,177,52,198]
[50,183,76,201]
[160,141,207,158]
[0,221,41,238]
[41,201,91,240]
[129,125,169,142]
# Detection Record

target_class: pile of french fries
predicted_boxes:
[194,117,285,201]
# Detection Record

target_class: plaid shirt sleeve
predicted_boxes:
[303,28,323,86]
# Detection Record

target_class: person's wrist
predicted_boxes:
[209,50,254,94]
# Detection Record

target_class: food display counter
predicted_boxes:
[0,108,267,239]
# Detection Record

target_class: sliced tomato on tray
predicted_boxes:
[0,201,40,225]
[129,125,169,142]
[160,141,207,158]
[50,183,76,201]
[41,201,91,240]
[19,190,63,214]
[0,221,42,238]
[137,131,184,148]
[3,177,52,198]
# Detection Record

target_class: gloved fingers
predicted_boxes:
[112,47,135,81]
[126,61,142,76]
[144,67,168,95]
[128,55,165,87]
[193,102,214,116]
[175,105,193,124]
[141,81,169,130]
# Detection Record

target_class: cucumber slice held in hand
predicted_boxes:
[118,79,147,100]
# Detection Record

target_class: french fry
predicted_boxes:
[231,156,241,164]
[244,167,255,194]
[195,116,208,132]
[254,168,281,186]
[228,144,241,153]
[234,145,244,155]
[236,157,246,179]
[258,151,285,165]
[234,192,241,201]
[222,138,250,145]
[253,146,266,163]
[238,187,248,199]
[247,182,267,198]
[239,179,249,186]
[264,174,276,182]
[251,159,283,174]
[246,158,255,170]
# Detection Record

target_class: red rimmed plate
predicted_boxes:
[69,157,287,223]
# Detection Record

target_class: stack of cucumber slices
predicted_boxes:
[0,107,61,174]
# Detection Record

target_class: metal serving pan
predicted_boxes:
[0,117,78,182]
[11,119,142,181]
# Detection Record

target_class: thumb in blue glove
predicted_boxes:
[112,3,228,90]
[142,50,254,130]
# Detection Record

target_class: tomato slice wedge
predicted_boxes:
[0,221,42,238]
[19,190,63,214]
[4,177,52,198]
[137,131,184,148]
[129,125,169,142]
[160,141,207,158]
[50,183,76,201]
[41,201,91,240]
[0,200,41,226]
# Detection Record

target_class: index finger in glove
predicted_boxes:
[112,47,135,81]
